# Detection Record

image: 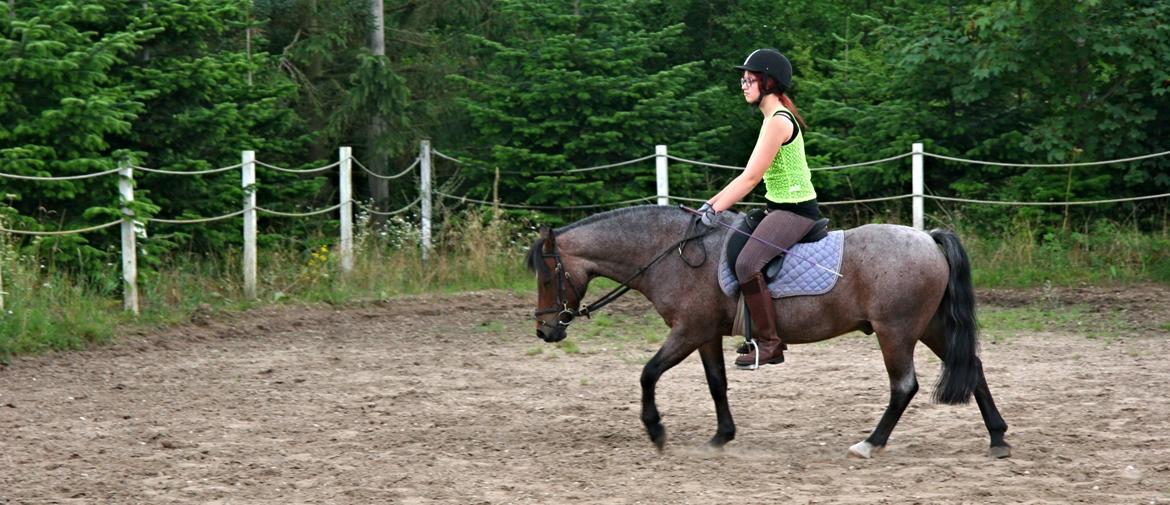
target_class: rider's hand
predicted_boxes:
[698,203,720,227]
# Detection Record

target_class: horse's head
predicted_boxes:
[527,225,586,343]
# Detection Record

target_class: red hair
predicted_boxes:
[753,71,808,130]
[777,92,808,130]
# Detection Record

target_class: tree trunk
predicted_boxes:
[367,0,389,223]
[306,0,328,163]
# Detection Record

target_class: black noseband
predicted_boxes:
[534,250,583,329]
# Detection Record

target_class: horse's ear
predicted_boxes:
[539,225,555,253]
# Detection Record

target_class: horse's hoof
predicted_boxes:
[848,441,883,459]
[707,432,735,449]
[647,425,666,452]
[989,444,1012,459]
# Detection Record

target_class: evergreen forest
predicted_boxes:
[3,0,1169,279]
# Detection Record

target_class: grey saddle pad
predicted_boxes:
[718,229,845,298]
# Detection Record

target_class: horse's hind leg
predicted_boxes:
[921,323,1012,458]
[697,337,735,448]
[849,328,919,459]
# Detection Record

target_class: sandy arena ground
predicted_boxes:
[2,285,1169,504]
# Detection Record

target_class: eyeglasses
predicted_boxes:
[740,77,757,88]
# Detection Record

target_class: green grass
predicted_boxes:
[979,304,1140,343]
[555,340,580,354]
[962,220,1170,287]
[475,320,506,334]
[0,209,532,362]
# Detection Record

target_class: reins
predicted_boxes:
[536,216,714,327]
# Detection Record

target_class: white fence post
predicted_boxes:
[912,142,924,230]
[420,139,433,261]
[242,150,257,300]
[0,217,5,311]
[656,145,669,205]
[118,160,139,315]
[339,146,353,275]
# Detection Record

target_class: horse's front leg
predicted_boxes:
[640,329,701,452]
[696,336,736,448]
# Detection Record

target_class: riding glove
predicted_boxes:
[698,202,720,227]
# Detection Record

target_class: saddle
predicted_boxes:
[724,208,830,281]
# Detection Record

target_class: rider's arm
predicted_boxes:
[707,114,793,212]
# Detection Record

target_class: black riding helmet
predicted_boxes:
[735,48,792,93]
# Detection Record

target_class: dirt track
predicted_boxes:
[2,286,1170,504]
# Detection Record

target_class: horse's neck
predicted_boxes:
[565,231,649,282]
[563,211,693,291]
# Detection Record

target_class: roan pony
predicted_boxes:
[527,205,1011,459]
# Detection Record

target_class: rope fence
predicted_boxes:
[355,196,422,216]
[2,141,1168,313]
[435,191,656,210]
[923,149,1170,168]
[0,219,122,236]
[0,167,123,181]
[256,202,348,218]
[133,164,242,175]
[665,152,915,172]
[255,159,343,174]
[925,192,1170,206]
[353,156,418,180]
[149,209,249,224]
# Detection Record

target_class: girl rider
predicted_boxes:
[697,48,820,369]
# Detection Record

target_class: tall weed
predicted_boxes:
[963,216,1170,286]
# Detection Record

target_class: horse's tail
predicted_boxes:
[929,229,980,405]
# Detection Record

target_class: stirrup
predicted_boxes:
[739,339,761,370]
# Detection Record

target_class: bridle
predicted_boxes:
[534,248,585,331]
[534,216,713,331]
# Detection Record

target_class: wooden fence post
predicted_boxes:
[242,150,257,299]
[656,145,669,205]
[118,161,139,315]
[420,139,433,261]
[339,146,353,275]
[912,142,924,230]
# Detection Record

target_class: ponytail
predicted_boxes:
[777,93,807,130]
[755,71,808,130]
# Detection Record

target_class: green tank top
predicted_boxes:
[761,105,816,204]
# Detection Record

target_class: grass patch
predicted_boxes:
[555,340,580,354]
[961,218,1170,287]
[551,307,669,364]
[475,320,506,334]
[0,209,532,361]
[979,304,1138,342]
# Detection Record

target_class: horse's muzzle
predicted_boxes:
[536,323,567,343]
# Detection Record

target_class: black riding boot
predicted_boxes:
[735,273,785,368]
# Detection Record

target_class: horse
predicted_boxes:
[526,204,1011,459]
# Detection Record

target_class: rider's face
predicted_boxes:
[741,71,760,103]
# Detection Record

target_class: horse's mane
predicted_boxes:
[525,205,687,275]
[556,205,683,234]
